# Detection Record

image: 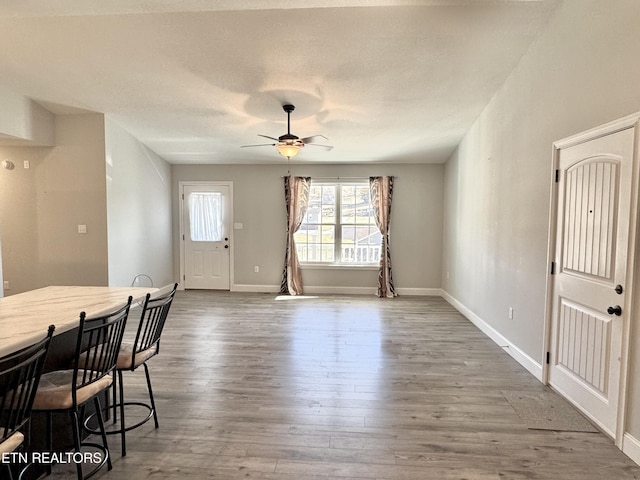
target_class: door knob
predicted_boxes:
[225,245,229,249]
[607,305,622,316]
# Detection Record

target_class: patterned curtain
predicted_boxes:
[370,176,397,298]
[280,176,311,295]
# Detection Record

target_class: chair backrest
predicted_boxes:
[131,274,154,288]
[0,325,55,444]
[129,283,178,365]
[73,297,131,404]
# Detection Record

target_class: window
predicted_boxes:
[188,192,223,241]
[294,182,381,265]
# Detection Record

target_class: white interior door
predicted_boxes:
[549,127,635,438]
[182,183,231,290]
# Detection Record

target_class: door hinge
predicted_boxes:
[555,169,560,183]
[183,274,186,281]
[550,261,556,275]
[182,234,185,241]
[546,351,550,364]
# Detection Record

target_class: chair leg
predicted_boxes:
[118,370,127,456]
[93,396,112,471]
[70,410,83,480]
[143,363,159,429]
[16,461,32,480]
[45,412,53,476]
[4,463,14,480]
[111,375,118,425]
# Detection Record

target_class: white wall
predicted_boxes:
[105,118,174,287]
[0,85,54,145]
[36,114,109,287]
[172,163,443,294]
[0,113,174,294]
[442,0,640,450]
[0,85,55,295]
[0,148,41,293]
[0,114,109,294]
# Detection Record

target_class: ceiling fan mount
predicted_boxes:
[241,103,333,158]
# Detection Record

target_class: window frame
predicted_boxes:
[295,180,381,268]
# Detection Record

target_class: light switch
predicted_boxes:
[77,224,87,234]
[234,223,243,230]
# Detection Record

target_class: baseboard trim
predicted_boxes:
[623,433,640,465]
[396,287,443,296]
[441,290,544,382]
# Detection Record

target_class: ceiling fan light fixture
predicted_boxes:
[276,143,302,158]
[242,103,333,157]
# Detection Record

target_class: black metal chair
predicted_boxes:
[107,283,177,456]
[0,325,55,480]
[32,297,131,480]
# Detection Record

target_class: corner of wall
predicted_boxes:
[0,85,54,145]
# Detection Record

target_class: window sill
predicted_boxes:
[300,263,379,270]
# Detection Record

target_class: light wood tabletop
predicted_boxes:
[0,285,154,357]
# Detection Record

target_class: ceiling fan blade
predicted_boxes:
[240,143,276,148]
[301,135,328,144]
[305,143,334,151]
[258,134,280,141]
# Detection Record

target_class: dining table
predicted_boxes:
[0,285,157,479]
[0,285,155,358]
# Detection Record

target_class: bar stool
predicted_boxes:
[96,283,177,456]
[0,325,54,480]
[32,298,131,480]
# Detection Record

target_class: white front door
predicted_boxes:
[182,183,231,290]
[549,126,636,438]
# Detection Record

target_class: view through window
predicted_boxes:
[294,182,381,265]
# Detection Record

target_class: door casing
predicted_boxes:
[179,181,234,291]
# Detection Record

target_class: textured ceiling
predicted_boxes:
[0,0,560,164]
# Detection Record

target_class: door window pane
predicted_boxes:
[189,192,222,241]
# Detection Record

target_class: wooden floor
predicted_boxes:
[65,291,640,479]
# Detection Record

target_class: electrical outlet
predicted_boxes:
[508,307,514,319]
[3,280,9,290]
[254,266,259,273]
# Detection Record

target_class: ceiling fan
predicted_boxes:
[241,104,333,158]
